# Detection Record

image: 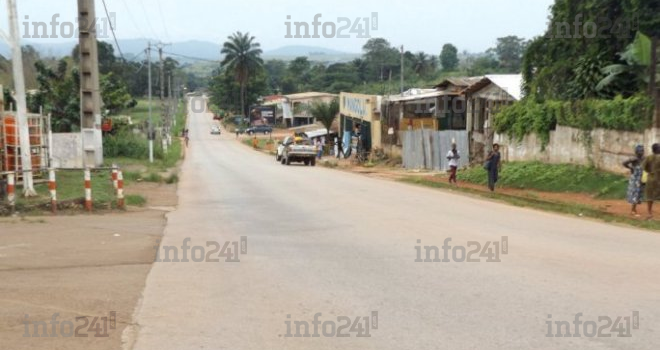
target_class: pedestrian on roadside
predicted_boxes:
[642,143,660,220]
[447,143,460,185]
[623,145,645,217]
[485,143,501,191]
[316,139,323,159]
[335,137,344,159]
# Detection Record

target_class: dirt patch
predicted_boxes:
[0,180,177,350]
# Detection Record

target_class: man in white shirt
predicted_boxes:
[447,143,460,185]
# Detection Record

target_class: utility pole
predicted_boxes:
[400,45,404,96]
[147,43,154,163]
[157,43,171,152]
[3,0,35,196]
[77,0,104,167]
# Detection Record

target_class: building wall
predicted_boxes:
[51,133,84,168]
[339,92,381,149]
[494,126,660,175]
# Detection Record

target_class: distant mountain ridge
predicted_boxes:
[0,40,360,63]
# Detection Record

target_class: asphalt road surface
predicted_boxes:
[128,98,660,350]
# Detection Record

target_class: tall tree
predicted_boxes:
[220,31,263,117]
[440,44,459,71]
[493,36,527,73]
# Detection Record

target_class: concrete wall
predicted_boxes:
[494,126,660,175]
[51,133,84,169]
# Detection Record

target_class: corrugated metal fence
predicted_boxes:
[401,130,469,171]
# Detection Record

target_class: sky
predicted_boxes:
[9,0,555,54]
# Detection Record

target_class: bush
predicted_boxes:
[103,131,149,159]
[494,94,653,148]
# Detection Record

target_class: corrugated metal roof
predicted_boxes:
[285,92,338,100]
[434,76,483,89]
[464,74,523,101]
[484,74,523,101]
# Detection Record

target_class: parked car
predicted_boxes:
[245,125,273,135]
[210,126,221,135]
[281,137,317,166]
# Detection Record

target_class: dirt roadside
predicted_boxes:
[238,130,652,225]
[0,181,177,350]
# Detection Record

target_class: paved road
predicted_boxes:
[128,99,659,350]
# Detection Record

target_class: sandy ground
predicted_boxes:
[0,181,177,350]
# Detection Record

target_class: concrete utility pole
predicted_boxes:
[77,0,104,167]
[147,43,154,163]
[157,43,171,152]
[4,0,36,196]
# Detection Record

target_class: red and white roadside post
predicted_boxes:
[84,168,92,212]
[111,164,118,193]
[117,170,125,209]
[7,172,16,213]
[48,168,57,214]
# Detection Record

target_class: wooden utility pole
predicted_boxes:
[77,0,104,167]
[4,0,36,195]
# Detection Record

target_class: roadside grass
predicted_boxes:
[118,98,164,124]
[106,101,186,175]
[401,177,660,231]
[10,169,146,213]
[456,161,628,199]
[242,138,278,154]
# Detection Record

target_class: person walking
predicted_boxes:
[485,143,501,191]
[623,145,645,217]
[316,139,323,160]
[642,143,660,220]
[447,143,460,185]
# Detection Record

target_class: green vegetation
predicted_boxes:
[401,176,660,231]
[12,169,145,213]
[455,161,628,199]
[494,94,654,147]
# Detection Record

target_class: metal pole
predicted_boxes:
[147,44,154,163]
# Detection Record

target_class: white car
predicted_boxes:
[210,126,221,135]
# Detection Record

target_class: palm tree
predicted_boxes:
[413,52,429,76]
[309,98,340,142]
[221,32,263,118]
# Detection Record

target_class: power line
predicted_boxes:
[137,0,160,41]
[119,0,147,39]
[100,0,125,61]
[156,3,171,41]
[162,51,220,63]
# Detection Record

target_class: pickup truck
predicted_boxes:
[280,137,317,166]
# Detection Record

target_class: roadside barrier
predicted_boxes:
[0,167,126,214]
[84,169,92,212]
[48,168,56,214]
[117,170,125,209]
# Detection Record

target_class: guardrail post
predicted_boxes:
[48,168,57,214]
[84,168,92,212]
[111,164,118,193]
[117,170,125,209]
[7,173,15,213]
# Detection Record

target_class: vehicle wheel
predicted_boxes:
[286,157,291,166]
[304,160,310,166]
[311,158,316,167]
[248,131,253,135]
[276,154,281,162]
[281,156,286,165]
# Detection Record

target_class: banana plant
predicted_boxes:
[597,32,660,91]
